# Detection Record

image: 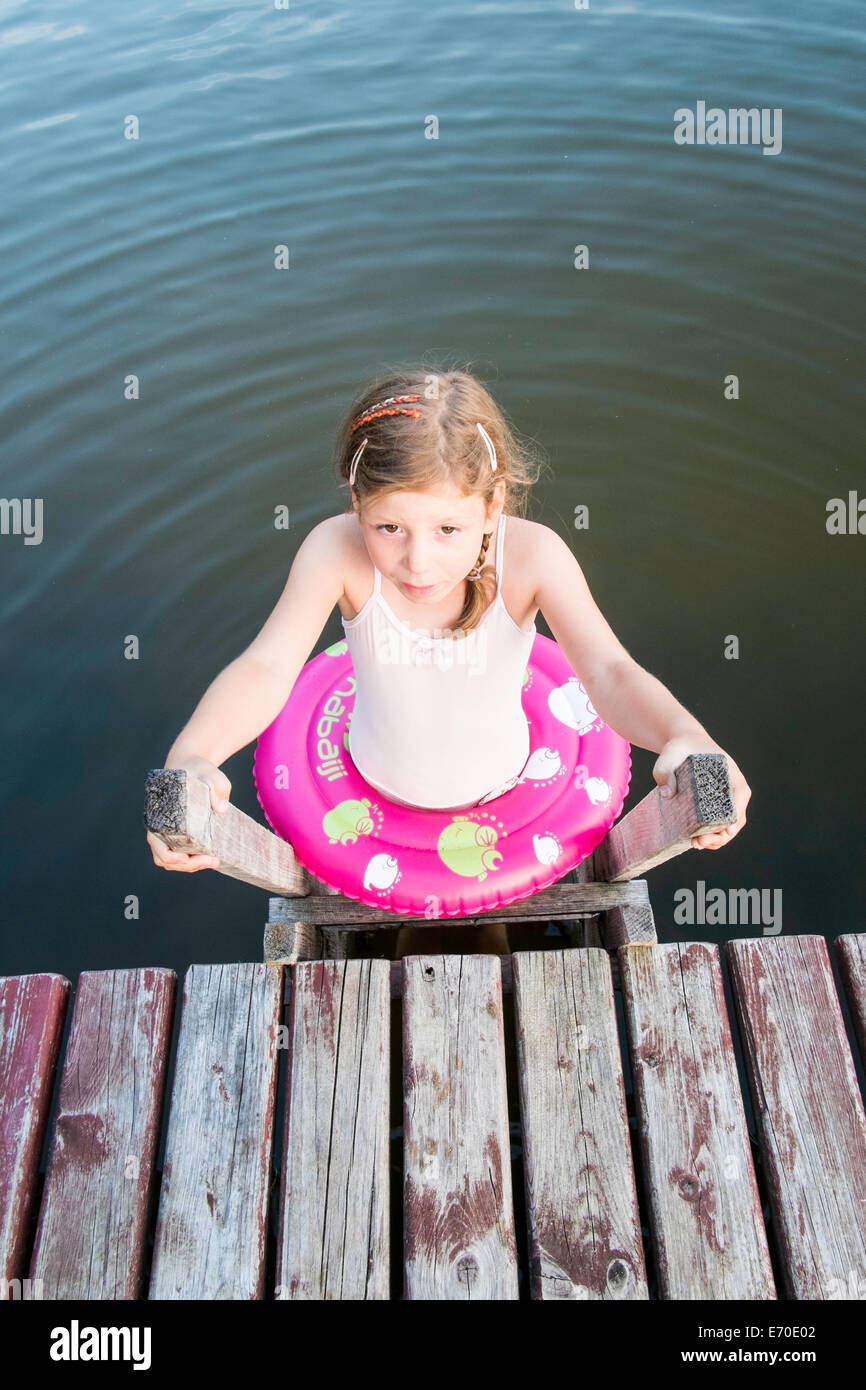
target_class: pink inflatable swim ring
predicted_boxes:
[254,633,631,919]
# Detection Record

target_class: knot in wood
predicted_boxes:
[678,1175,700,1199]
[607,1259,628,1290]
[642,1051,661,1068]
[456,1255,479,1286]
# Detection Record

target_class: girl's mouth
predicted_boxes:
[402,582,439,596]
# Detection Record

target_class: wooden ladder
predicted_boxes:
[143,752,736,971]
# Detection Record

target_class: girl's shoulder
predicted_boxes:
[325,512,366,620]
[506,517,553,622]
[506,516,549,570]
[325,509,361,583]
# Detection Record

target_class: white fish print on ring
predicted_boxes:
[548,678,600,735]
[520,746,564,783]
[532,832,563,866]
[363,853,401,893]
[584,776,612,806]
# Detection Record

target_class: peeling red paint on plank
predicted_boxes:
[0,974,70,1286]
[403,956,517,1298]
[619,942,773,1299]
[513,949,648,1299]
[726,935,866,1300]
[149,964,280,1301]
[29,968,176,1300]
[276,959,390,1300]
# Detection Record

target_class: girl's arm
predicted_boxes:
[164,655,300,771]
[592,667,751,851]
[164,516,346,769]
[530,526,751,850]
[580,659,716,757]
[148,517,346,873]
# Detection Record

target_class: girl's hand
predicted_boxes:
[652,736,751,851]
[146,756,231,872]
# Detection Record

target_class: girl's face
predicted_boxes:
[353,481,505,604]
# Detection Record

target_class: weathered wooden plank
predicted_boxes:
[262,880,649,945]
[144,768,311,896]
[556,866,604,950]
[29,969,175,1299]
[0,974,70,1291]
[835,933,866,1075]
[403,955,518,1299]
[149,963,282,1300]
[584,754,736,883]
[574,860,656,948]
[320,930,352,959]
[512,949,648,1299]
[305,876,356,959]
[261,951,594,1000]
[726,935,866,1300]
[264,897,324,965]
[148,757,720,909]
[275,960,390,1299]
[620,942,775,1299]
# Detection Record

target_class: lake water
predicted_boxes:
[1,4,863,1046]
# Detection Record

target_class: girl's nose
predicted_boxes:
[406,551,430,577]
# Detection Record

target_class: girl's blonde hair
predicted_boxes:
[334,363,548,634]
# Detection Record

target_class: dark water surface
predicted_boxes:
[1,0,863,995]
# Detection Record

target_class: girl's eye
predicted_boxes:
[376,524,459,536]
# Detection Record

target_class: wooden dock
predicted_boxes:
[3,931,866,1300]
[3,753,865,1301]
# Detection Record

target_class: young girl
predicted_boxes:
[147,367,751,957]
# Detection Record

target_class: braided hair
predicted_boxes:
[466,526,494,583]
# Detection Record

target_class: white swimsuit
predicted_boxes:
[341,511,536,811]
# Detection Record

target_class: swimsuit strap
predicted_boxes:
[494,512,506,598]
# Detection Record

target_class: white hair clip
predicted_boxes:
[476,422,497,471]
[348,437,368,487]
